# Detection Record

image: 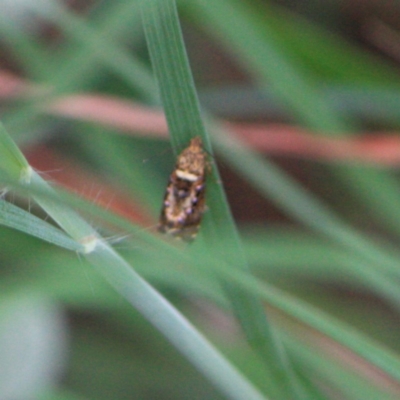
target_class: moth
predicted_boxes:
[158,136,209,242]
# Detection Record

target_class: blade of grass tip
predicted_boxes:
[0,124,269,400]
[139,1,309,398]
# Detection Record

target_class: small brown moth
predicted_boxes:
[158,136,209,241]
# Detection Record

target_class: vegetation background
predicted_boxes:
[1,0,400,399]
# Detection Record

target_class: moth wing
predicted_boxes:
[178,180,206,242]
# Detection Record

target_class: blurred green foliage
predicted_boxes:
[1,1,400,399]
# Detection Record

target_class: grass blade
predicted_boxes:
[139,1,309,398]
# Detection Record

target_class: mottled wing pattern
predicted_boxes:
[158,137,208,242]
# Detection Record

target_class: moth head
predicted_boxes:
[176,137,206,179]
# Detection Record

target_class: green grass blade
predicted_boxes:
[139,1,310,398]
[86,240,268,400]
[0,199,82,252]
[0,119,268,400]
